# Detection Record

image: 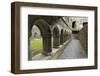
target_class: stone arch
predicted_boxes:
[60,29,64,44]
[72,21,76,28]
[34,19,51,36]
[52,26,60,48]
[31,25,42,38]
[28,19,52,60]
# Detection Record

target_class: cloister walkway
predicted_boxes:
[58,35,87,59]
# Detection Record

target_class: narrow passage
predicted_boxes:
[59,37,87,59]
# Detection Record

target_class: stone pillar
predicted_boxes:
[28,30,32,60]
[53,34,60,48]
[60,30,64,45]
[60,35,63,44]
[64,34,67,42]
[64,34,66,42]
[66,34,68,41]
[42,33,52,56]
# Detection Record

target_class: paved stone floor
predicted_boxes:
[58,36,87,59]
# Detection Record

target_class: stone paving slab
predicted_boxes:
[58,38,87,59]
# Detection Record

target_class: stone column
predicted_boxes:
[64,34,66,42]
[53,34,60,48]
[42,33,52,56]
[66,34,68,41]
[28,30,32,60]
[60,31,64,45]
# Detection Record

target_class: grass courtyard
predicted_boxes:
[30,38,54,53]
[30,38,43,52]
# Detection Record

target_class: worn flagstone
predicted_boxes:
[58,37,87,59]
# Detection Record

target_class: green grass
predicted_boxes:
[30,38,43,52]
[30,37,54,52]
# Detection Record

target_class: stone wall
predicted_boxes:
[78,22,88,54]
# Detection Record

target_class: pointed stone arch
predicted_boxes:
[72,21,76,28]
[28,18,52,60]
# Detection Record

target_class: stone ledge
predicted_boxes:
[32,39,71,60]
